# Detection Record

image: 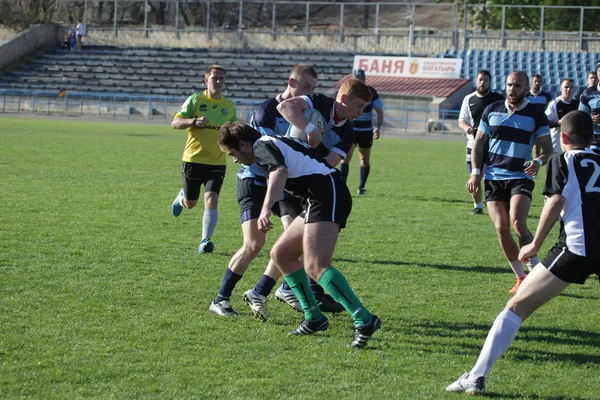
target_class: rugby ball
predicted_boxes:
[288,108,326,143]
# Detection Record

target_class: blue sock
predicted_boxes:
[282,279,291,291]
[254,274,276,297]
[215,268,242,303]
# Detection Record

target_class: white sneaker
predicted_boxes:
[208,300,238,317]
[275,286,302,312]
[446,372,485,395]
[243,289,268,322]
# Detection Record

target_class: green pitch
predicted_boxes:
[1,116,599,399]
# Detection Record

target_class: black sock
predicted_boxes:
[359,166,371,189]
[254,274,276,297]
[340,163,350,183]
[282,279,291,291]
[309,277,325,299]
[215,268,243,302]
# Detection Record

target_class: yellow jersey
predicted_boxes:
[175,90,237,165]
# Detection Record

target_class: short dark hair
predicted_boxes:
[561,110,594,147]
[219,121,261,151]
[205,65,226,77]
[477,70,491,80]
[588,71,598,77]
[290,64,317,80]
[561,78,575,86]
[532,73,543,81]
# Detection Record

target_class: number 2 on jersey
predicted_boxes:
[581,159,600,193]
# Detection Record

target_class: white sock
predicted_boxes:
[474,202,484,209]
[202,208,219,241]
[509,260,526,279]
[529,256,540,266]
[469,309,522,378]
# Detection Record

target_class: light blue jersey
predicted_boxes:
[238,95,290,183]
[479,99,550,181]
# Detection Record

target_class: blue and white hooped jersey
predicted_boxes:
[238,94,290,183]
[525,90,552,111]
[352,86,383,132]
[578,85,600,143]
[479,99,550,181]
[293,94,355,159]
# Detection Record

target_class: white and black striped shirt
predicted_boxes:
[544,149,600,258]
[253,135,337,197]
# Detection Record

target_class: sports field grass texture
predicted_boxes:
[1,116,600,399]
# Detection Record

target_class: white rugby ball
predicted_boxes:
[288,108,326,143]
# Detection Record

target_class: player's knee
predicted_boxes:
[494,222,510,236]
[184,199,198,209]
[512,219,529,236]
[243,237,265,257]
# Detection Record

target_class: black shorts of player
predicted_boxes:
[542,244,600,284]
[236,177,281,224]
[278,192,303,219]
[299,171,352,229]
[181,161,226,201]
[354,129,374,149]
[484,178,535,202]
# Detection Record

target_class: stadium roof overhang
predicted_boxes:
[335,75,471,98]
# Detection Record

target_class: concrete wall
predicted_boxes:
[0,25,59,68]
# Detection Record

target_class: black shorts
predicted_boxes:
[181,162,226,201]
[354,130,374,149]
[236,178,282,224]
[542,244,600,284]
[299,171,352,229]
[484,178,535,202]
[278,193,303,219]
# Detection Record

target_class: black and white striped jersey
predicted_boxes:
[253,135,337,197]
[543,148,600,258]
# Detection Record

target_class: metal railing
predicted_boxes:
[0,89,461,135]
[51,0,600,52]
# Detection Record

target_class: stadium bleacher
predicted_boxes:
[0,46,355,99]
[440,48,600,95]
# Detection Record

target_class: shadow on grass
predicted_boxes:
[483,393,590,400]
[334,257,507,275]
[405,320,600,348]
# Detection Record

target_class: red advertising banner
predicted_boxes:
[353,56,462,79]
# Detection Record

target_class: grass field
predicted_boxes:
[2,116,600,399]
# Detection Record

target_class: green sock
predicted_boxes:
[285,269,324,321]
[318,266,371,326]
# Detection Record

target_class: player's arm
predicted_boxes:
[171,115,208,129]
[457,97,474,135]
[277,97,324,147]
[519,193,565,262]
[465,129,488,194]
[258,165,288,232]
[526,128,554,176]
[171,97,208,129]
[373,107,384,139]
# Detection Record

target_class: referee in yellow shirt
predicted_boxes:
[171,65,237,253]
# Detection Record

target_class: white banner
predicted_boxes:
[353,56,462,79]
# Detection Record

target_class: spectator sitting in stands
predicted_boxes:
[62,30,72,49]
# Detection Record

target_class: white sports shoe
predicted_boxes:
[243,289,268,322]
[208,300,238,317]
[446,372,485,395]
[275,286,302,312]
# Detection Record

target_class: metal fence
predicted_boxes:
[52,0,600,52]
[0,90,461,135]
